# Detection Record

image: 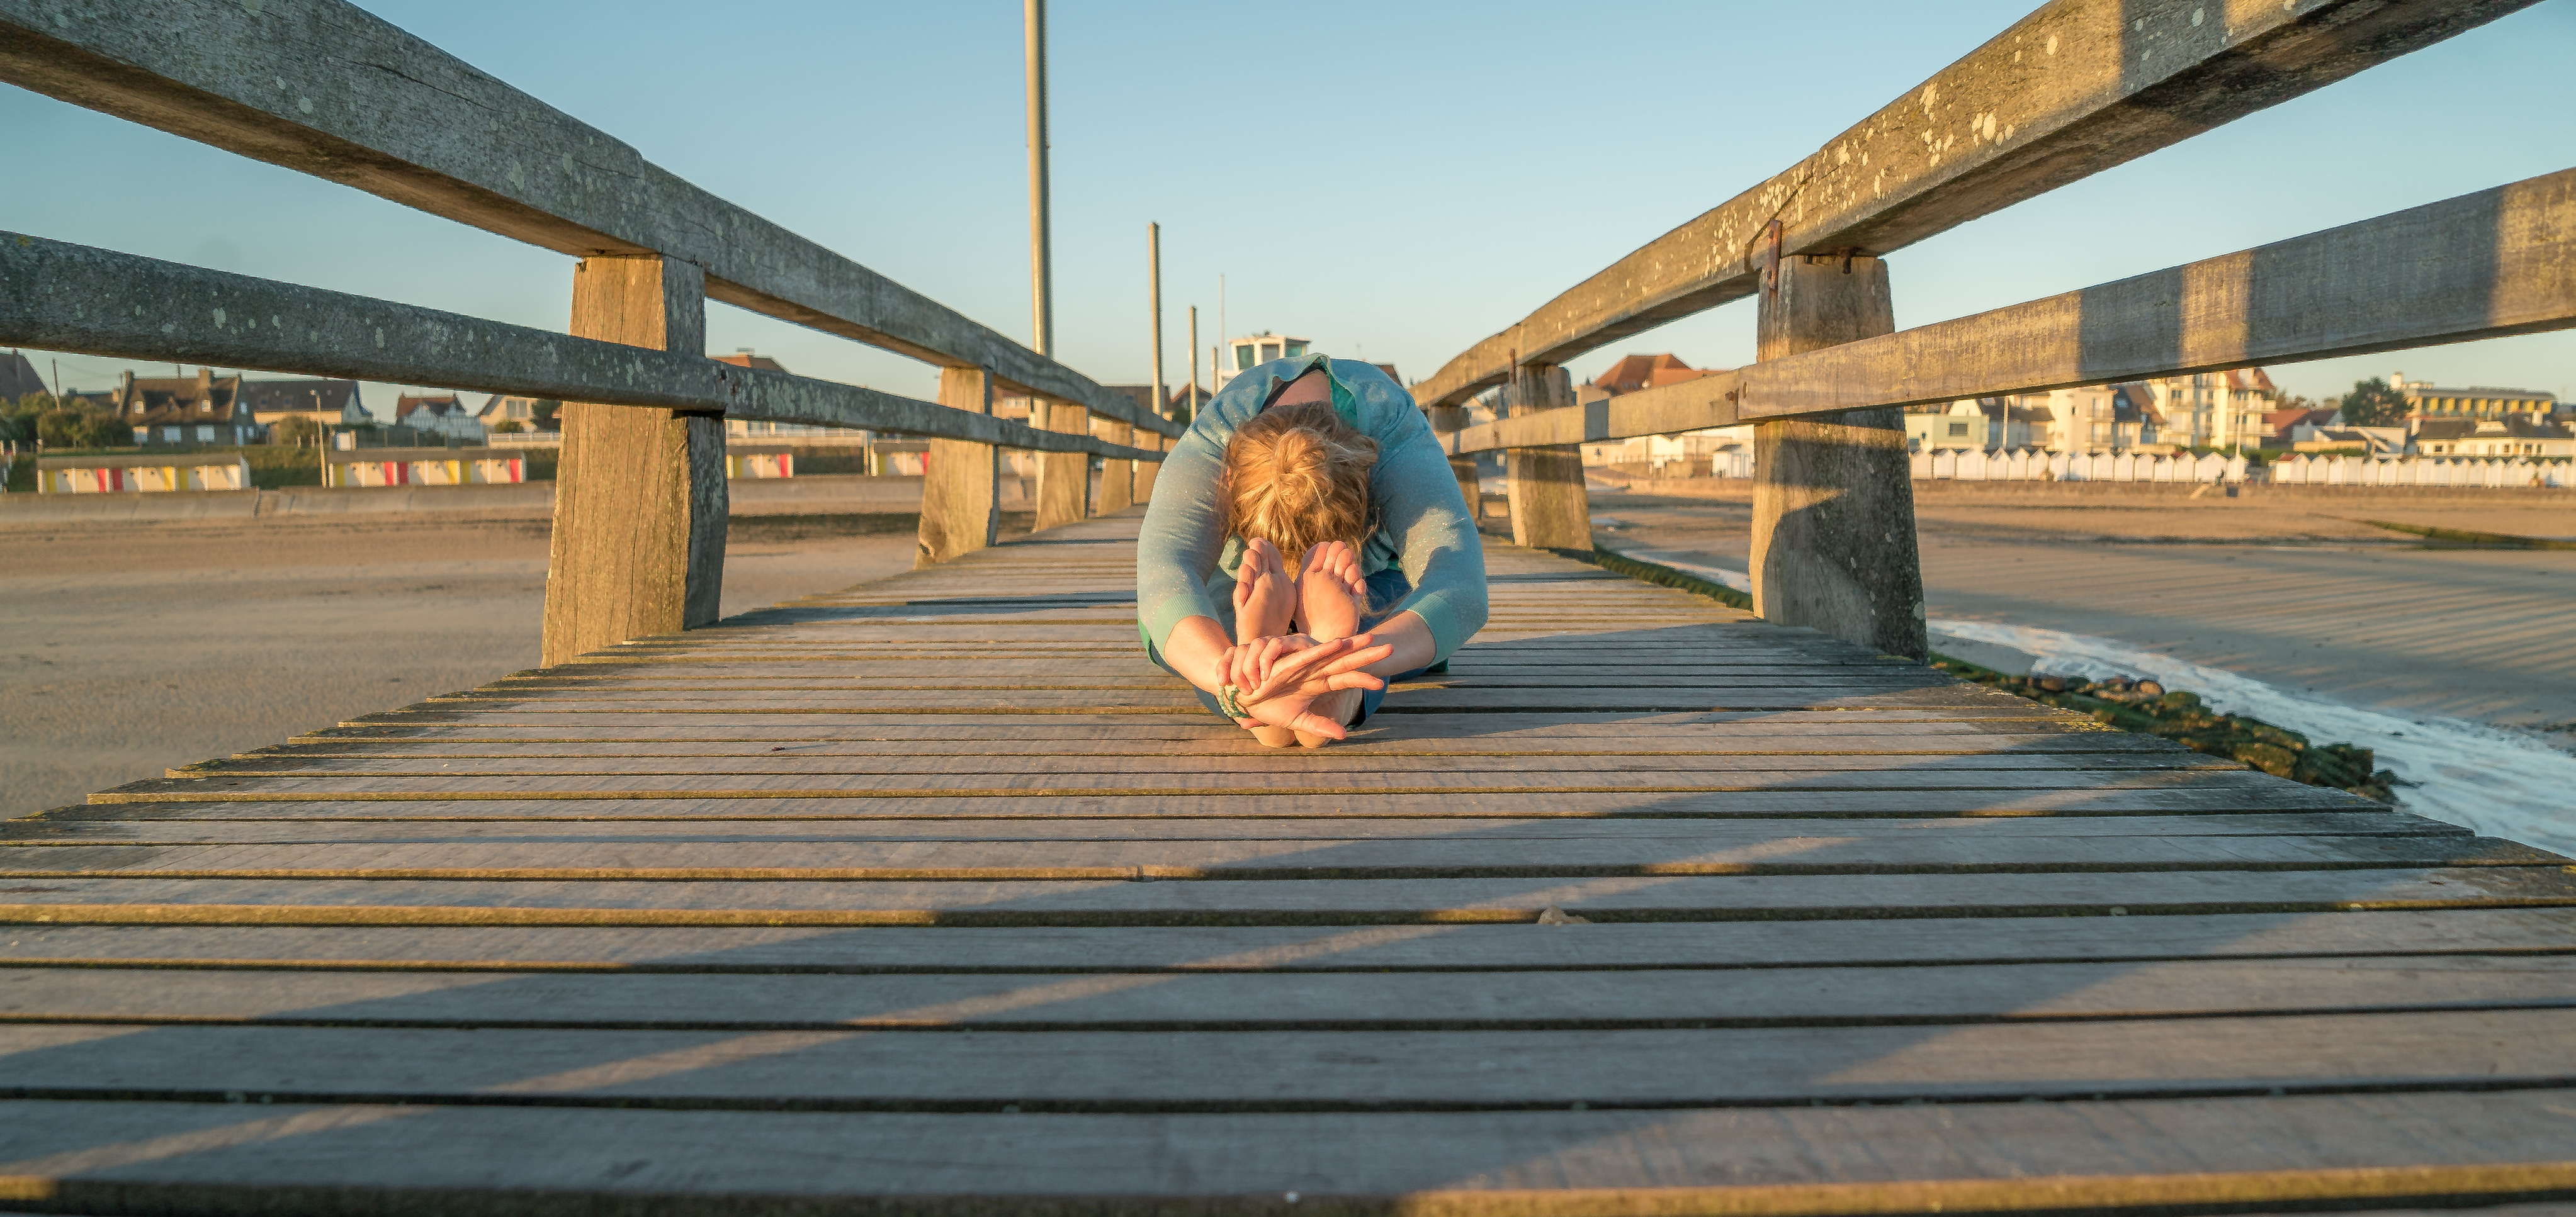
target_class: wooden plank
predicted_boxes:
[3,831,2533,880]
[88,770,2317,804]
[3,865,2566,925]
[34,784,2376,821]
[1409,0,2540,408]
[266,721,2154,745]
[6,955,2572,1028]
[543,254,724,665]
[0,230,1171,459]
[1734,166,2576,422]
[2,1091,2575,1211]
[205,736,2193,761]
[1443,167,2576,446]
[0,0,1180,436]
[141,757,2255,785]
[9,907,2569,971]
[0,813,2464,847]
[5,1009,2576,1104]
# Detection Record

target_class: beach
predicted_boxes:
[1589,480,2576,851]
[0,511,929,820]
[1588,481,2576,736]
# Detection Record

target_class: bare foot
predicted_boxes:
[1294,687,1364,748]
[1231,538,1294,643]
[1249,725,1298,748]
[1294,541,1367,641]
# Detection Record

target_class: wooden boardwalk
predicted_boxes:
[6,512,2576,1214]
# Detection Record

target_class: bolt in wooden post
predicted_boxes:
[541,254,723,668]
[1033,400,1089,530]
[916,366,1000,568]
[1751,253,1926,659]
[1503,363,1591,551]
[1096,417,1135,513]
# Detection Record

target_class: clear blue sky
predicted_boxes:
[8,0,2573,411]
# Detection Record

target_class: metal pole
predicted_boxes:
[1024,0,1053,356]
[1187,305,1201,415]
[1148,222,1165,420]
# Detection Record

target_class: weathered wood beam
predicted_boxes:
[0,231,1167,461]
[1131,430,1164,504]
[1501,364,1590,551]
[915,367,1001,568]
[1412,0,2538,408]
[1033,403,1091,531]
[1734,165,2576,420]
[545,254,725,666]
[1095,418,1136,514]
[0,0,1180,438]
[1750,254,1926,662]
[1438,165,2576,452]
[1442,374,1744,455]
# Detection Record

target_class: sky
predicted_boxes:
[8,0,2575,415]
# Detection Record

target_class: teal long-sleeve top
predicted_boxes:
[1135,353,1488,665]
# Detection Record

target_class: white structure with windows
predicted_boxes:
[1214,333,1310,390]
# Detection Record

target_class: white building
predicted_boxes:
[1581,427,1748,471]
[392,393,486,442]
[2138,368,2275,449]
[1213,333,1311,390]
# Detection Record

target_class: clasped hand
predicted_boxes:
[1216,631,1392,723]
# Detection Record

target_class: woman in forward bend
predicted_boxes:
[1136,354,1488,747]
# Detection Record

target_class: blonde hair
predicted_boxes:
[1221,399,1379,576]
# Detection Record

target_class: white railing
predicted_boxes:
[2269,453,2572,488]
[1906,448,2573,488]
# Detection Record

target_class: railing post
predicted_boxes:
[1504,364,1592,551]
[1095,417,1135,513]
[1751,254,1926,659]
[1033,400,1090,530]
[1425,405,1484,525]
[541,254,723,667]
[1132,430,1163,504]
[916,366,1000,568]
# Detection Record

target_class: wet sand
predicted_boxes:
[1588,483,2576,744]
[0,512,940,819]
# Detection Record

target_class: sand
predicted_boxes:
[1586,483,2576,742]
[0,512,939,819]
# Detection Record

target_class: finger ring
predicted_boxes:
[1217,685,1248,717]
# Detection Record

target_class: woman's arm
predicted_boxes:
[1370,411,1489,665]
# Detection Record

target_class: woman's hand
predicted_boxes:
[1217,634,1291,695]
[1211,631,1389,706]
[1245,634,1391,703]
[1231,635,1387,740]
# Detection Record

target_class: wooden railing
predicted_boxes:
[0,0,1182,665]
[1422,0,2572,661]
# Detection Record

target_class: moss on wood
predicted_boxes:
[1929,656,2398,804]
